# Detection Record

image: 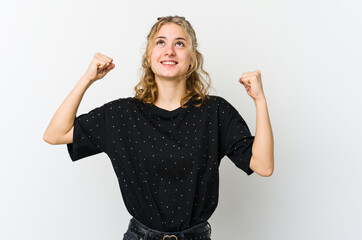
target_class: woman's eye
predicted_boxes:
[156,40,184,47]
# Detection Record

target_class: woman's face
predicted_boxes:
[150,23,192,82]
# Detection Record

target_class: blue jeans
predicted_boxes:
[123,217,212,240]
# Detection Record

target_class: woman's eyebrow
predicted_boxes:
[156,36,186,41]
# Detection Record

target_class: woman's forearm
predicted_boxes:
[252,95,274,175]
[43,75,92,144]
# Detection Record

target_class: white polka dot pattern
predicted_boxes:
[67,105,106,161]
[66,94,255,232]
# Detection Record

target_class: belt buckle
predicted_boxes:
[162,234,178,240]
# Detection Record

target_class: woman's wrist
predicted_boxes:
[78,75,94,88]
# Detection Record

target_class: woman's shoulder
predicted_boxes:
[101,96,135,109]
[204,95,239,112]
[205,94,228,104]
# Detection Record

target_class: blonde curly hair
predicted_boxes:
[133,15,213,108]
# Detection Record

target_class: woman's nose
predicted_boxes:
[164,45,175,56]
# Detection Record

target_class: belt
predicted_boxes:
[127,217,211,240]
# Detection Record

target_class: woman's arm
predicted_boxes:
[43,76,92,145]
[43,52,115,145]
[250,96,274,176]
[239,70,274,177]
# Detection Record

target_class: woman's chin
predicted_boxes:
[155,73,187,81]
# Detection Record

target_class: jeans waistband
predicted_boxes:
[127,217,211,240]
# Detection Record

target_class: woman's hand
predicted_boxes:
[239,70,265,100]
[82,52,115,83]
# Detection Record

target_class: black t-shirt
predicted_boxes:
[66,94,255,232]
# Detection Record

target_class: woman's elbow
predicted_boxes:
[43,132,57,145]
[256,167,273,177]
[263,167,274,177]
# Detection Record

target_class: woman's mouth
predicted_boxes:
[161,61,178,66]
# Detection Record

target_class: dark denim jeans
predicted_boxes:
[123,217,212,240]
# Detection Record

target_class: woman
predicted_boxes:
[44,15,274,240]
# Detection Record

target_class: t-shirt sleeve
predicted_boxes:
[66,104,107,162]
[218,97,255,175]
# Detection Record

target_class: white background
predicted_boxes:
[1,0,361,239]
